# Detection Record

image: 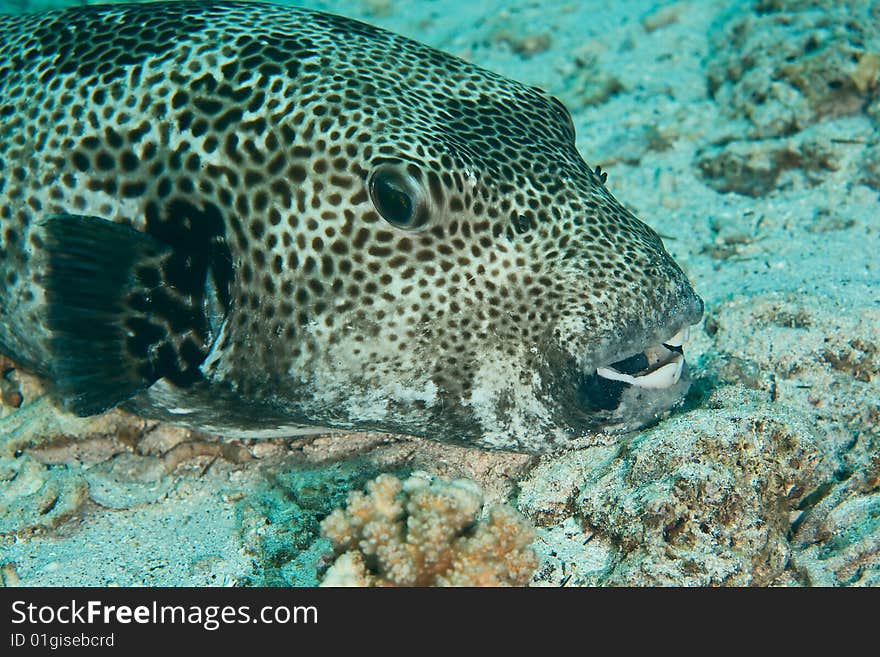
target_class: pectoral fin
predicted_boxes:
[37,213,223,416]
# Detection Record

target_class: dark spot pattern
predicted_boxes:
[0,1,701,451]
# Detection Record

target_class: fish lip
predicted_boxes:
[569,302,703,429]
[577,309,700,376]
[596,287,703,367]
[591,317,696,379]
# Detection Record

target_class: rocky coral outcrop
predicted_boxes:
[790,432,880,586]
[698,0,879,196]
[695,128,842,196]
[707,0,880,138]
[519,392,834,586]
[578,403,828,586]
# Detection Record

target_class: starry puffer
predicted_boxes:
[0,1,703,452]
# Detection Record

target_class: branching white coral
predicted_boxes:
[320,472,537,586]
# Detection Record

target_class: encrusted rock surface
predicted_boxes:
[707,0,880,139]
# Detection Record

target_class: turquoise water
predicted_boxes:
[0,0,878,586]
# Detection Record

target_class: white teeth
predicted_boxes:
[596,353,684,390]
[596,366,638,384]
[664,327,689,348]
[634,354,684,389]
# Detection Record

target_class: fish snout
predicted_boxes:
[570,268,704,432]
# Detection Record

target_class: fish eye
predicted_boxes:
[368,164,429,229]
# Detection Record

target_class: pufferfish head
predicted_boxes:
[203,9,704,451]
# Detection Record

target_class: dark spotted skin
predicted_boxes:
[0,1,703,452]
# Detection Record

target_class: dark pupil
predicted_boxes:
[374,175,413,225]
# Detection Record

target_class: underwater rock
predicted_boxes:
[704,292,880,444]
[517,442,619,527]
[299,432,534,502]
[574,402,830,585]
[0,454,88,536]
[494,30,553,59]
[555,49,625,107]
[0,390,156,461]
[320,472,538,586]
[679,291,880,583]
[528,516,617,587]
[791,434,880,586]
[695,132,840,196]
[706,1,880,139]
[640,2,686,33]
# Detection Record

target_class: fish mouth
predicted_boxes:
[595,326,689,391]
[574,325,694,428]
